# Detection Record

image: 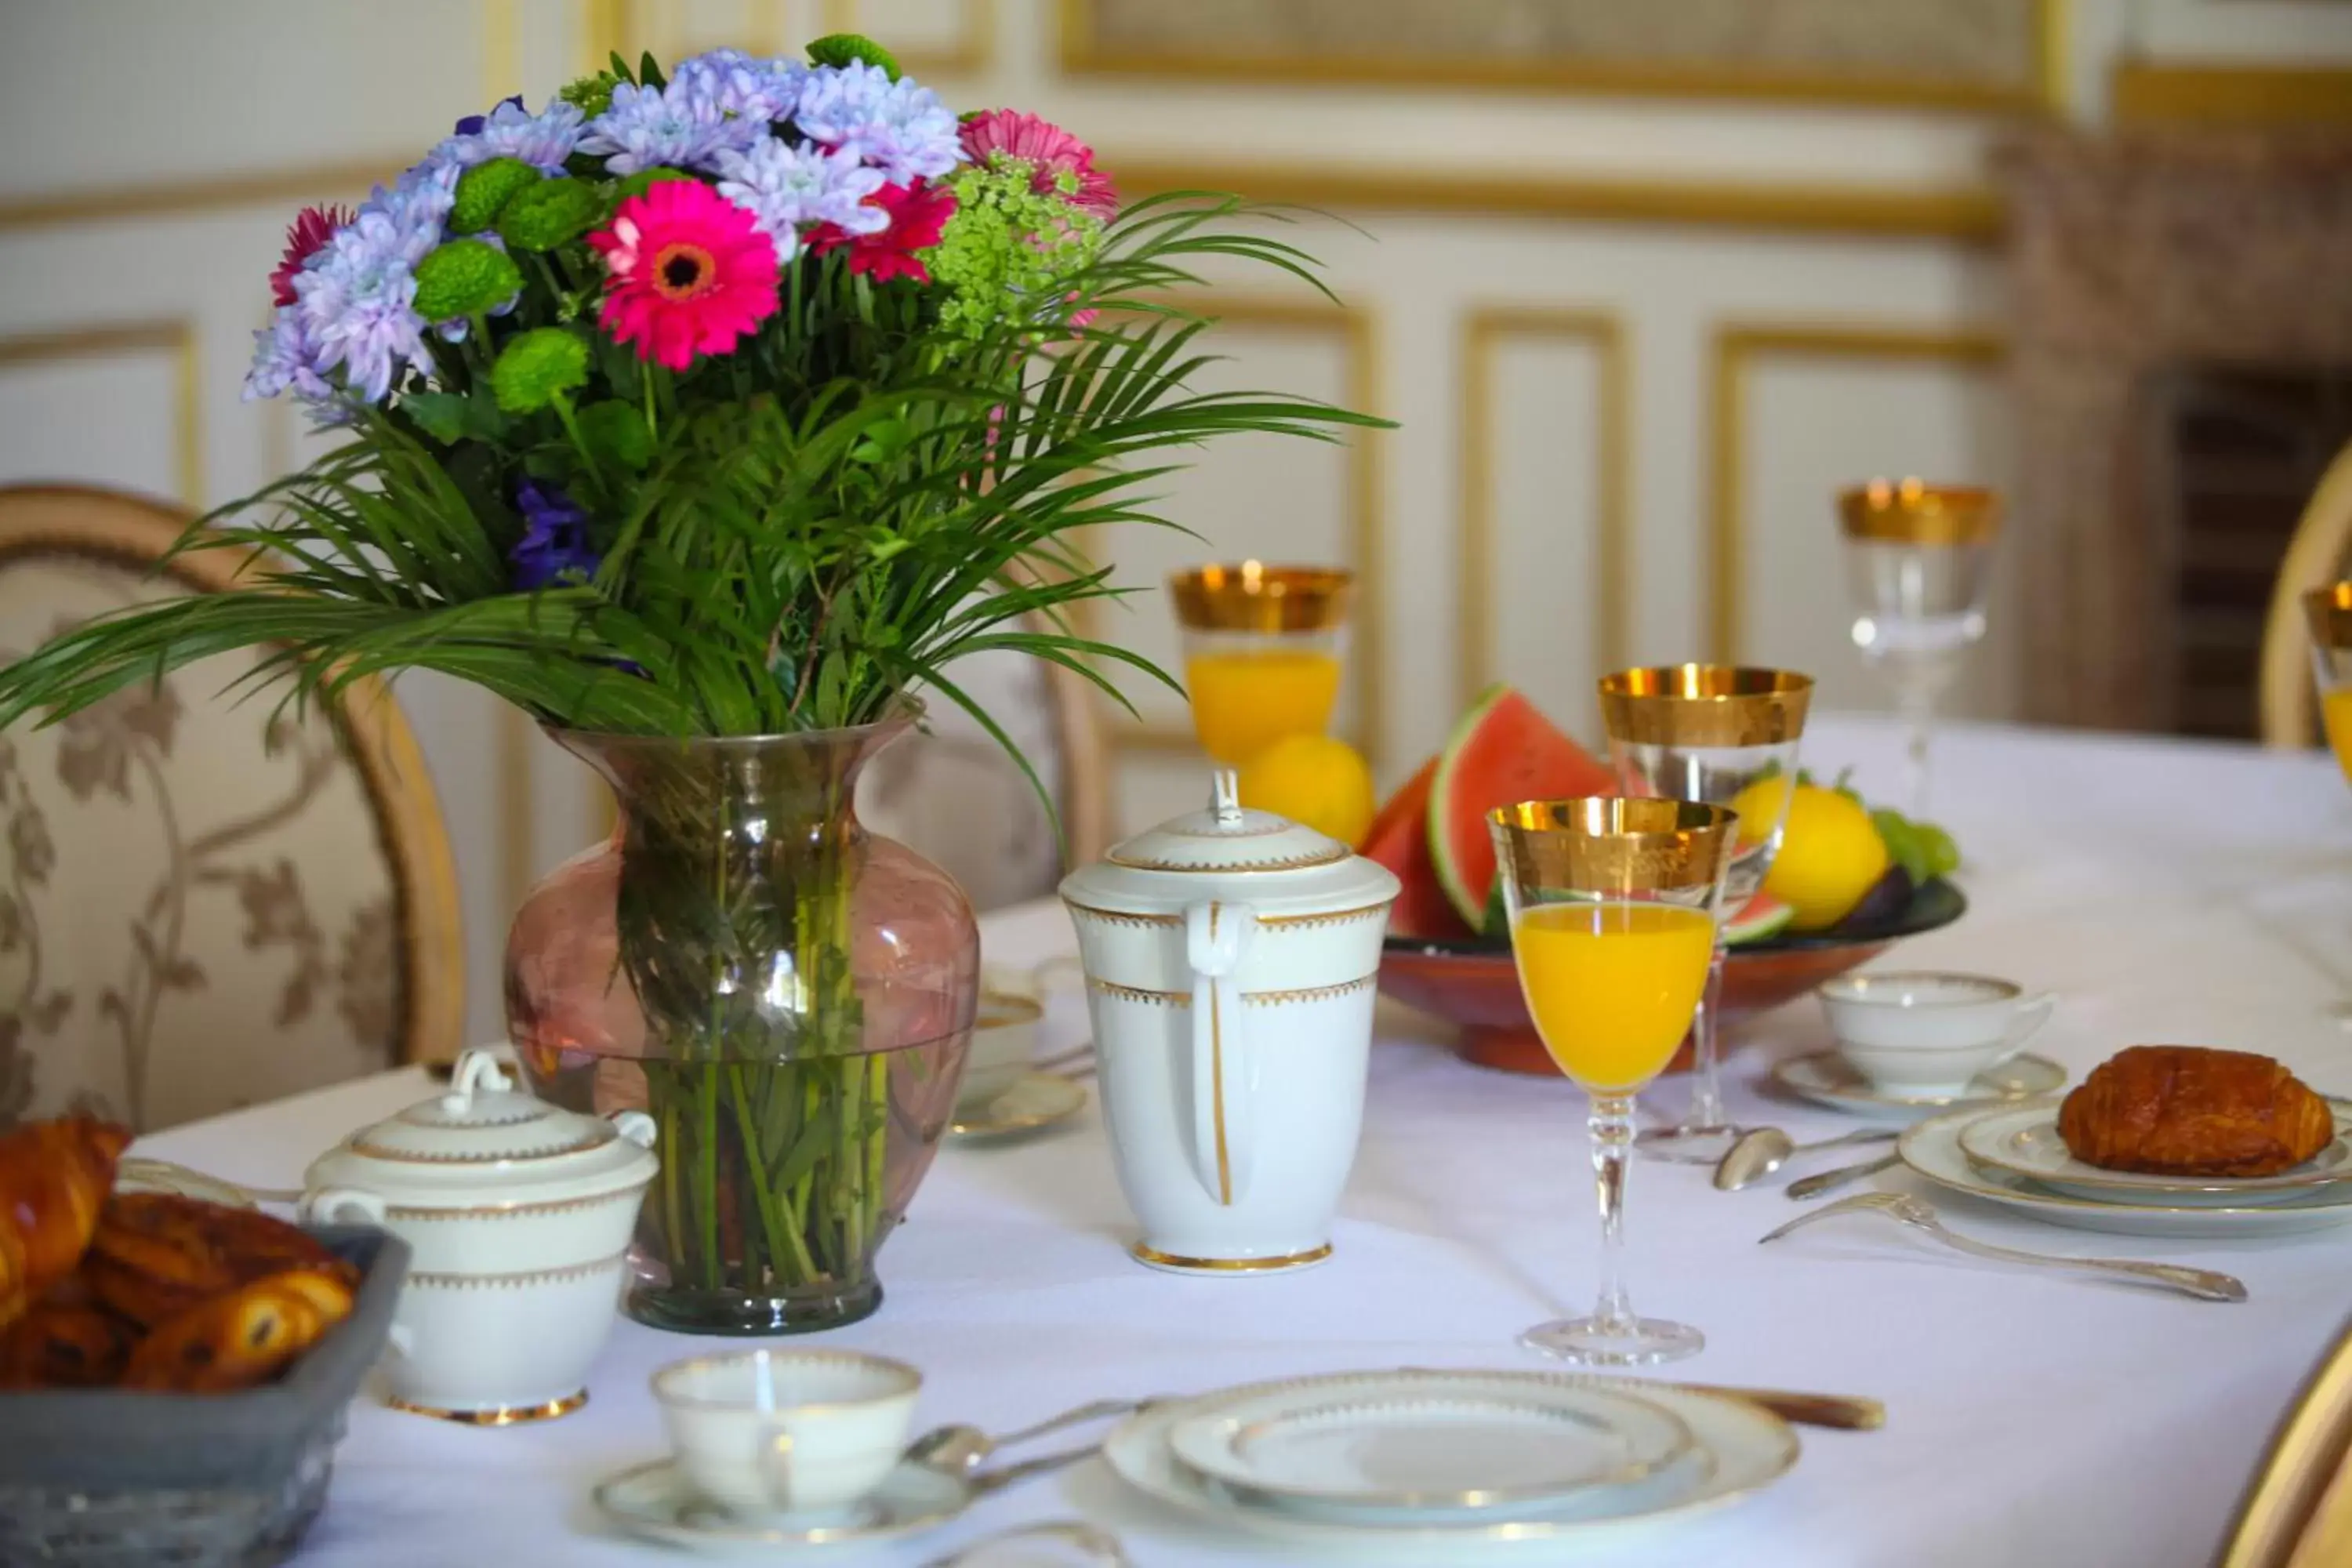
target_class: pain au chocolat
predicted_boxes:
[2056,1046,2333,1178]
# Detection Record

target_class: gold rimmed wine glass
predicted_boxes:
[1167,562,1352,766]
[1597,666,1813,1164]
[2310,584,2352,787]
[1490,797,1737,1365]
[1839,480,2000,816]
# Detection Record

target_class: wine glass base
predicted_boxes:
[1635,1122,1740,1165]
[1519,1316,1704,1367]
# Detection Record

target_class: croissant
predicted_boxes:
[0,1298,135,1388]
[2058,1046,2335,1177]
[119,1267,352,1393]
[85,1192,355,1330]
[0,1116,133,1330]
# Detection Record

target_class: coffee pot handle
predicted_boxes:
[1183,898,1254,1207]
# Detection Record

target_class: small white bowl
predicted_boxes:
[1819,971,2056,1099]
[956,991,1043,1112]
[652,1349,921,1519]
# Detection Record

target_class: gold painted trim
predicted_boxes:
[408,1254,629,1289]
[384,1188,643,1221]
[1458,307,1629,709]
[1089,977,1192,1007]
[390,1389,589,1425]
[1241,975,1377,1006]
[1061,0,2062,114]
[1169,563,1353,633]
[580,0,629,75]
[2218,1316,2352,1568]
[2307,585,2352,652]
[484,0,521,105]
[1839,480,2002,545]
[825,0,996,78]
[0,485,464,1066]
[1596,665,1814,749]
[1064,900,1389,929]
[2113,63,2352,130]
[0,321,204,509]
[0,161,400,233]
[349,1122,615,1162]
[1105,298,1384,764]
[1064,900,1182,928]
[1707,323,2007,662]
[1105,844,1350,873]
[1131,1241,1333,1272]
[1210,906,1231,1205]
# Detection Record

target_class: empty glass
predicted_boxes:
[1596,666,1813,1163]
[1167,562,1352,766]
[1490,798,1737,1365]
[1839,481,2000,816]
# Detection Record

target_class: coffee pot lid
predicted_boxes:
[1060,771,1399,916]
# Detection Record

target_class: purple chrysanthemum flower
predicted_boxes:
[269,162,456,405]
[431,97,586,174]
[243,306,336,404]
[670,49,805,124]
[579,78,766,175]
[711,140,885,263]
[793,63,961,186]
[454,94,523,136]
[510,481,600,590]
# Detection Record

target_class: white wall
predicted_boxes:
[0,0,2343,1044]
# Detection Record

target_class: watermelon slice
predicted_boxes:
[1723,891,1795,946]
[1428,685,1621,926]
[1360,755,1471,940]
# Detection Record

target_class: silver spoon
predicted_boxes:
[905,1396,1152,1478]
[1713,1127,1896,1191]
[1759,1192,2249,1301]
[1785,1151,1900,1200]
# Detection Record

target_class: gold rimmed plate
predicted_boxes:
[1769,1050,2065,1122]
[1955,1099,2352,1207]
[949,1073,1088,1141]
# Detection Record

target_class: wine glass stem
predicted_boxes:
[1588,1092,1639,1334]
[1900,691,1935,816]
[1683,942,1729,1133]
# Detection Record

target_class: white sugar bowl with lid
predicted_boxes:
[1058,771,1399,1275]
[300,1047,658,1423]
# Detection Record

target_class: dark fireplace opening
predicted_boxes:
[2158,365,2352,740]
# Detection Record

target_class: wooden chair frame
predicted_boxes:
[2258,439,2352,748]
[2219,1316,2352,1567]
[0,484,463,1066]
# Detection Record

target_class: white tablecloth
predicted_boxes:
[136,716,2352,1567]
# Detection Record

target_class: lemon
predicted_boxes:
[1762,784,1890,931]
[1726,772,1793,847]
[1236,734,1377,845]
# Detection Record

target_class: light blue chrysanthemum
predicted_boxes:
[243,306,335,403]
[711,140,885,262]
[270,162,455,405]
[579,78,768,175]
[793,63,961,186]
[430,98,586,174]
[670,49,805,124]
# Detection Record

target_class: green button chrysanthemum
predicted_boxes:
[490,328,590,414]
[557,71,617,118]
[451,158,539,234]
[497,177,603,252]
[411,239,524,322]
[806,32,900,80]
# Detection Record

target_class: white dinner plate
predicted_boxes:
[1103,1371,1796,1558]
[1164,1374,1694,1523]
[950,1073,1088,1141]
[592,1458,968,1555]
[1956,1099,2352,1205]
[1900,1106,2352,1237]
[1770,1050,2066,1121]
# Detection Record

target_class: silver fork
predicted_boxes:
[1759,1192,2249,1302]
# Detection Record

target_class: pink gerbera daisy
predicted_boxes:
[808,180,957,285]
[270,204,353,307]
[586,181,779,371]
[958,110,1117,221]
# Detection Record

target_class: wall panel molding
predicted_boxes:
[1706,321,2007,663]
[0,321,204,507]
[1457,307,1629,708]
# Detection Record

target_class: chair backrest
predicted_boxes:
[0,485,462,1131]
[855,637,1109,913]
[2258,439,2352,747]
[2218,1315,2352,1568]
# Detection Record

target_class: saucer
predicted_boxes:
[593,1458,969,1555]
[1956,1099,2352,1205]
[950,1072,1087,1140]
[1770,1050,2065,1120]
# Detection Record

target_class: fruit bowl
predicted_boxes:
[1378,879,1966,1076]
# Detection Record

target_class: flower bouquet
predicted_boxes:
[0,34,1381,1334]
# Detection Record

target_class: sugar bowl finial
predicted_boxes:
[1211,767,1243,826]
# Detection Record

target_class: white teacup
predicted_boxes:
[652,1349,920,1519]
[956,990,1044,1112]
[1819,971,2056,1099]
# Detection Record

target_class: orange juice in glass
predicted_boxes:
[2315,586,2352,786]
[1168,563,1351,765]
[1490,797,1734,1367]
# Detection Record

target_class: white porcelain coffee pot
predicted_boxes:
[1058,772,1399,1273]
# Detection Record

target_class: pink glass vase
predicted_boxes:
[504,710,978,1335]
